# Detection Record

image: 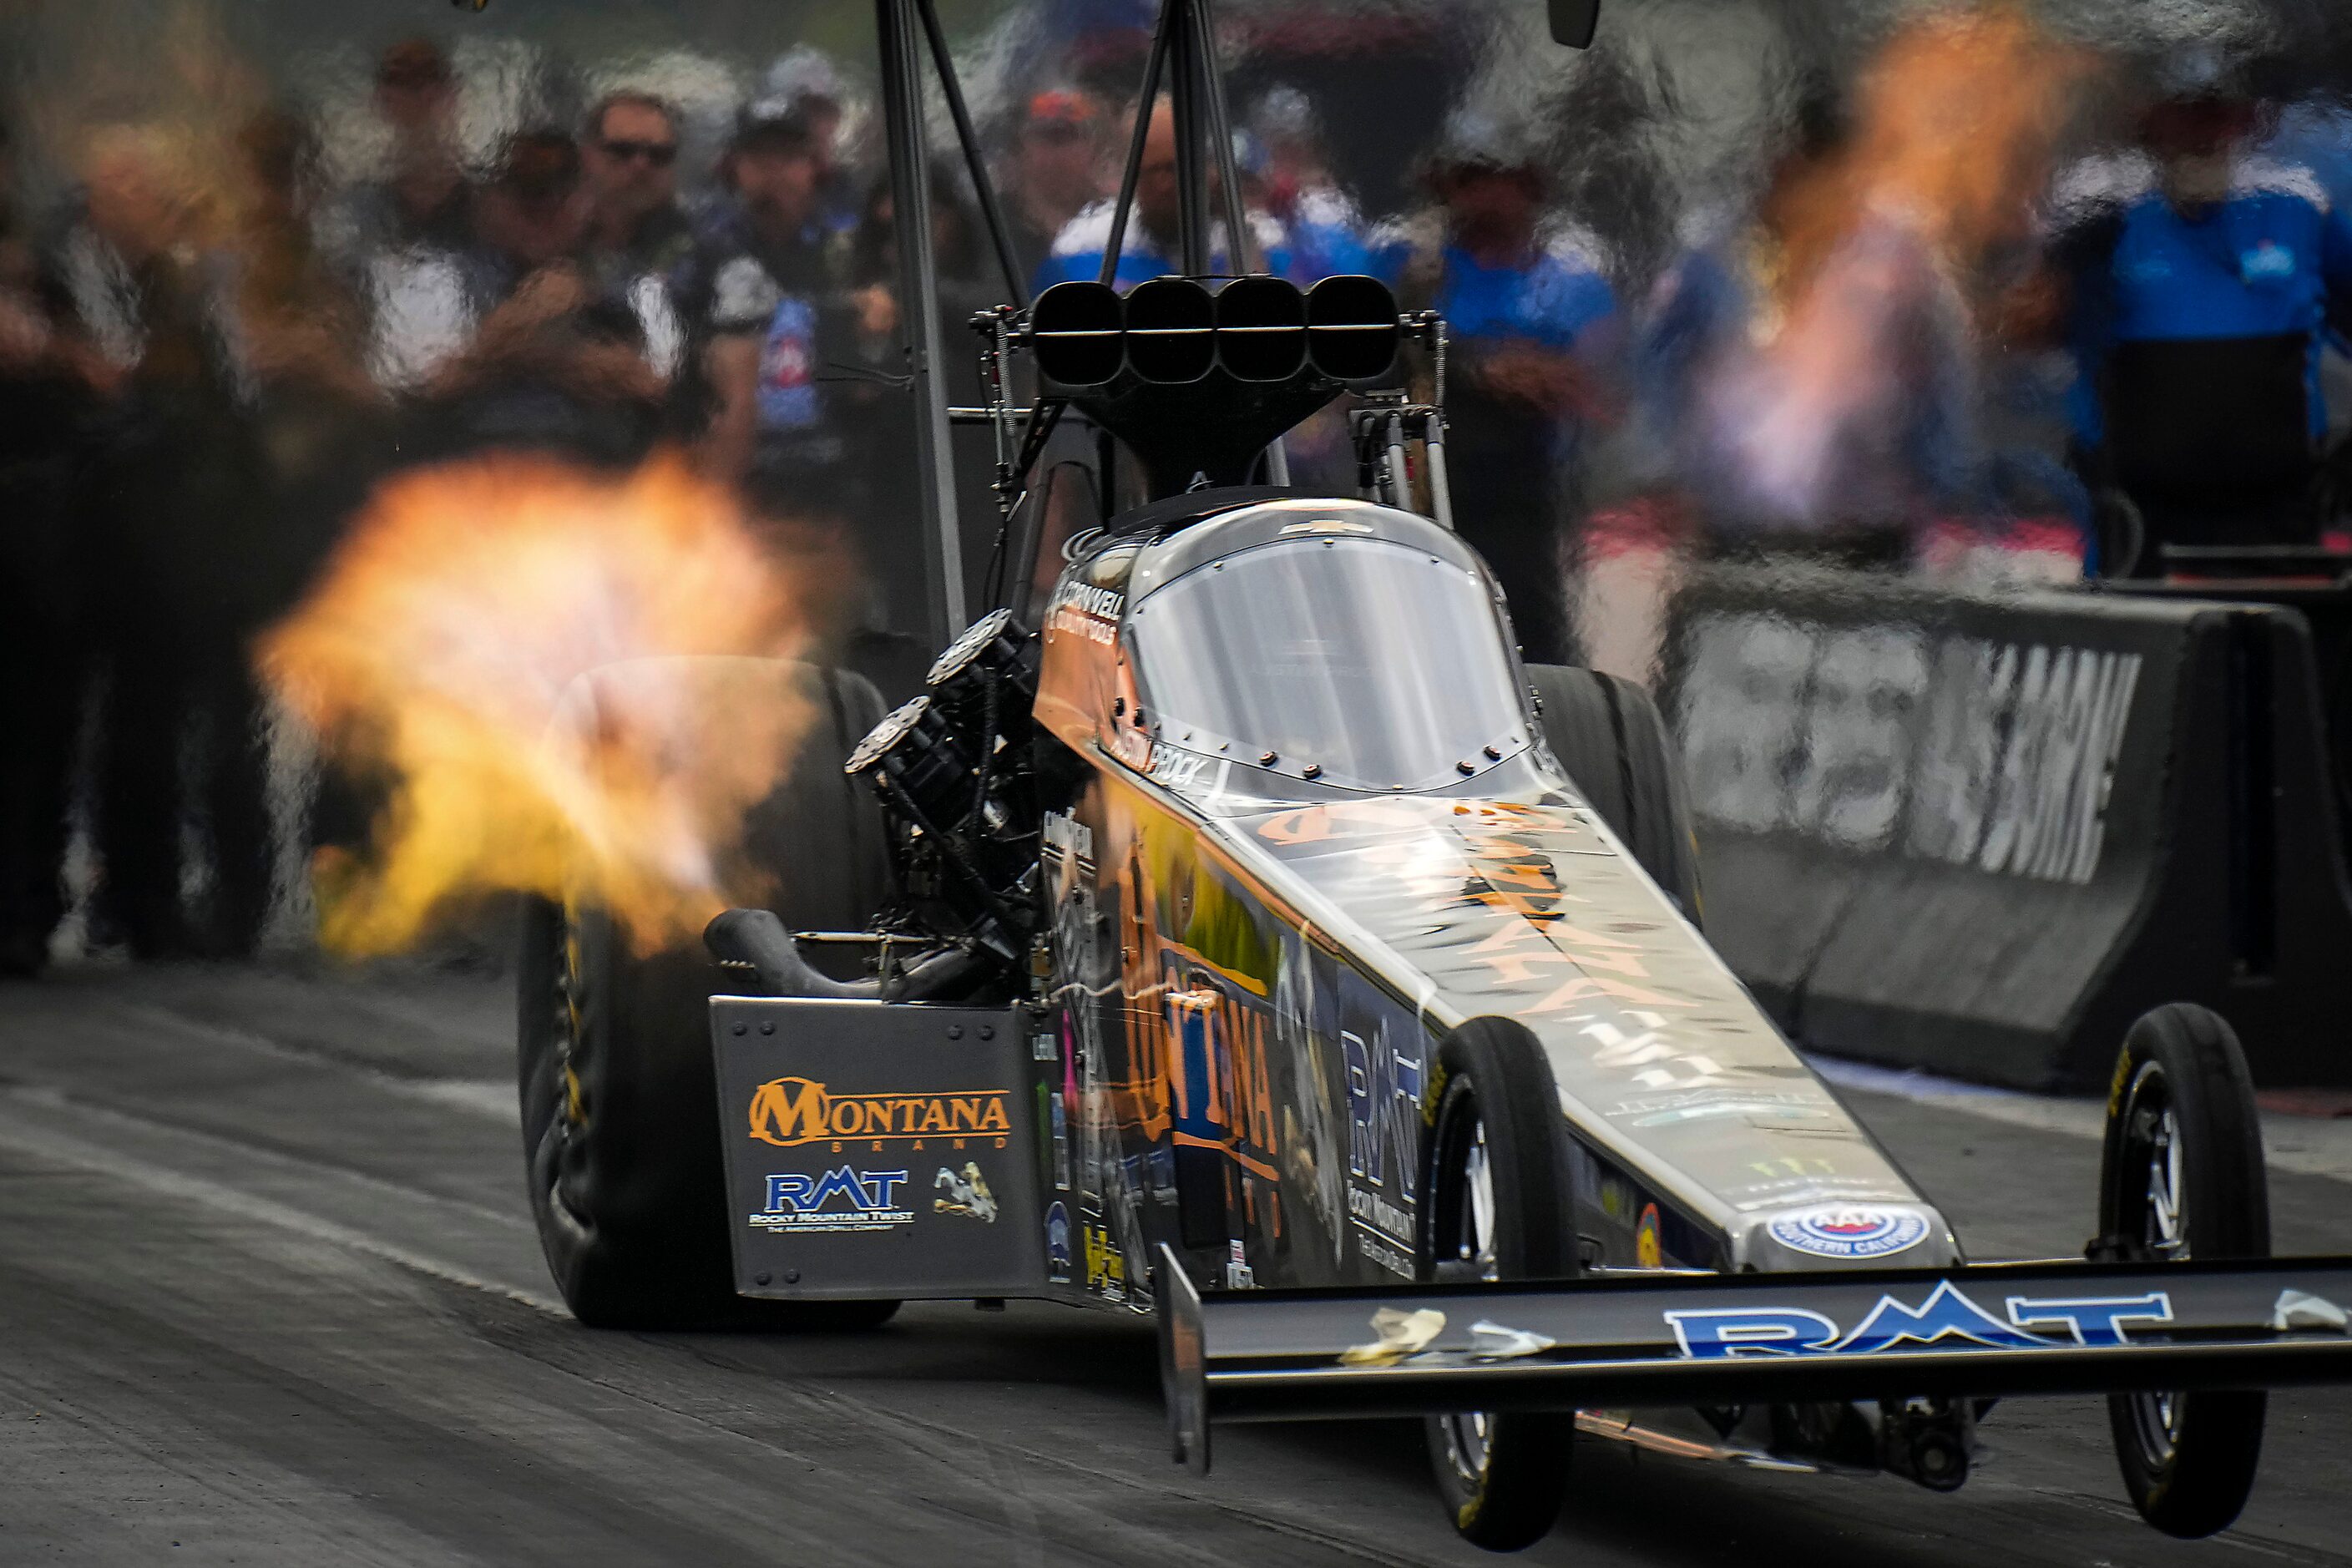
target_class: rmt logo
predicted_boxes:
[751,1167,917,1233]
[1667,1281,2172,1359]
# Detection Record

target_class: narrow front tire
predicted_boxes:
[1419,1017,1577,1551]
[2099,1003,2269,1539]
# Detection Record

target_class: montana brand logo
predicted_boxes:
[747,1077,1013,1146]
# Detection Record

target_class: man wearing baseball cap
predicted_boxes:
[683,103,855,520]
[2058,51,2352,568]
[1369,106,1618,662]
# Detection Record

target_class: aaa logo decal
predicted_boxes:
[748,1076,1012,1146]
[1768,1204,1930,1260]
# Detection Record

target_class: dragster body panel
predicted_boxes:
[1031,498,1954,1307]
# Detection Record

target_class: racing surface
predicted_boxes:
[2,961,2349,1566]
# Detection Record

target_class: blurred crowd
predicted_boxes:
[3,9,2352,973]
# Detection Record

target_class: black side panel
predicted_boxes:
[711,997,1052,1302]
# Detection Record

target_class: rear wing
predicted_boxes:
[1154,1247,2352,1469]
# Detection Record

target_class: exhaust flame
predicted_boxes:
[1713,7,2086,524]
[260,454,822,955]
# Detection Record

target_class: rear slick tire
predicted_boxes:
[515,658,900,1331]
[1419,1017,1577,1552]
[1525,664,1701,921]
[2100,1002,2269,1539]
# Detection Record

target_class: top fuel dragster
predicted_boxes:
[514,0,2352,1550]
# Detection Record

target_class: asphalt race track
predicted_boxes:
[2,963,2349,1566]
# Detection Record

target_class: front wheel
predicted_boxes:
[1419,1017,1577,1551]
[2100,1003,2270,1539]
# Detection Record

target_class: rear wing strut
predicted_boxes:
[1154,1246,2352,1470]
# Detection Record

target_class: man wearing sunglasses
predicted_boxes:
[582,91,695,286]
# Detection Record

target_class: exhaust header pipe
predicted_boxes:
[1028,274,1401,387]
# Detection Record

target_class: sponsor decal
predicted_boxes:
[2272,1289,2349,1332]
[1768,1204,1931,1261]
[1143,955,1282,1182]
[1044,579,1122,645]
[1343,1027,1423,1198]
[1635,1203,1663,1269]
[1341,1306,1448,1366]
[1667,1282,2173,1360]
[1085,1222,1127,1302]
[1146,747,1215,792]
[1107,721,1153,771]
[1050,1091,1071,1191]
[1040,811,1095,877]
[1727,1172,1914,1210]
[932,1162,999,1222]
[1044,1201,1072,1283]
[1354,1228,1415,1281]
[1571,1009,1732,1093]
[753,1166,913,1232]
[1677,613,2142,885]
[747,1077,1011,1150]
[1614,1088,1840,1128]
[2243,240,2297,281]
[1343,1024,1424,1262]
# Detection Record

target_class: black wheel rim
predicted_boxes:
[2116,1060,2187,1468]
[1430,1085,1499,1487]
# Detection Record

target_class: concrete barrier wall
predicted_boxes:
[1662,567,2352,1091]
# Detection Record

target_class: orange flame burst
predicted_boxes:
[260,454,822,955]
[1724,6,2087,520]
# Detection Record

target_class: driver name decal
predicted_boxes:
[1045,579,1123,645]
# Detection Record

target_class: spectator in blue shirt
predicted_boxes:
[2058,67,2352,567]
[1369,109,1619,662]
[1036,99,1306,294]
[1241,89,1373,286]
[1625,86,1984,565]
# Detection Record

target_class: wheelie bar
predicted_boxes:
[1153,1247,2352,1471]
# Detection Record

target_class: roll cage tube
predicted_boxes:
[871,0,1604,640]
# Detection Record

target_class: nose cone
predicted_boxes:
[1734,1201,1960,1271]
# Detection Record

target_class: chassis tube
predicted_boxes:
[877,0,965,641]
